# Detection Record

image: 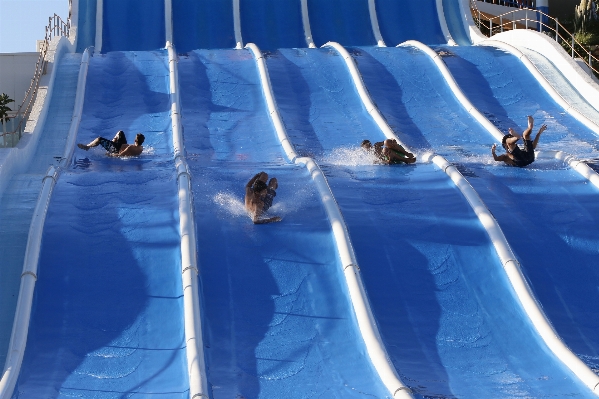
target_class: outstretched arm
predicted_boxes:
[532,124,547,149]
[246,173,261,188]
[492,144,511,164]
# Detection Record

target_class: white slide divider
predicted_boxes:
[95,0,103,53]
[245,42,413,399]
[300,0,316,48]
[233,0,243,49]
[435,0,458,45]
[402,40,599,192]
[483,39,599,136]
[164,0,173,44]
[166,42,209,399]
[393,40,599,395]
[368,0,386,47]
[0,48,91,399]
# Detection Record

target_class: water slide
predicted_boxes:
[0,51,81,370]
[2,0,599,397]
[176,47,392,399]
[264,44,593,398]
[6,49,189,397]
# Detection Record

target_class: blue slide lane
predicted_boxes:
[438,44,599,374]
[13,51,189,397]
[240,0,305,50]
[441,0,471,46]
[265,46,593,397]
[307,0,375,47]
[172,0,235,52]
[75,0,97,52]
[375,0,447,46]
[0,53,81,369]
[177,48,390,398]
[102,0,165,52]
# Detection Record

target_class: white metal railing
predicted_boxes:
[477,0,536,8]
[1,13,70,148]
[471,3,598,77]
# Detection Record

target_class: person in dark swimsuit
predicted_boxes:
[361,139,416,164]
[78,131,145,157]
[492,116,547,167]
[245,172,281,224]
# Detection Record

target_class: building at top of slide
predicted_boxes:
[74,0,449,52]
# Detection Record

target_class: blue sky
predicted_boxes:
[0,0,68,53]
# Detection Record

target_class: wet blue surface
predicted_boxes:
[172,0,236,52]
[177,48,391,399]
[13,51,189,398]
[306,0,376,47]
[75,0,97,52]
[265,45,594,397]
[441,0,471,45]
[375,0,447,46]
[240,0,306,50]
[102,0,165,52]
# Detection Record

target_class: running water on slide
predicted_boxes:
[12,51,189,397]
[177,48,391,399]
[0,52,81,369]
[265,45,594,397]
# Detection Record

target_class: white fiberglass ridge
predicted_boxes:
[300,0,316,48]
[95,0,103,52]
[245,42,413,399]
[400,39,599,395]
[233,0,243,49]
[166,41,209,399]
[0,48,90,399]
[368,0,386,47]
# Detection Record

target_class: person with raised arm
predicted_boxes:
[492,116,547,167]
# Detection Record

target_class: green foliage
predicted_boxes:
[574,0,599,39]
[0,93,15,122]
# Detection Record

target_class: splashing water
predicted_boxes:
[320,146,378,166]
[213,191,247,218]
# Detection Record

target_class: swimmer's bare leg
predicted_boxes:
[384,139,416,160]
[77,137,103,150]
[522,115,534,141]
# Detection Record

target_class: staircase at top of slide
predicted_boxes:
[3,0,599,398]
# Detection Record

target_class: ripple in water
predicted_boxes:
[320,146,378,166]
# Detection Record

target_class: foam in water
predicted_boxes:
[320,146,380,166]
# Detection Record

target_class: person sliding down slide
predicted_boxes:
[245,172,282,224]
[78,131,145,157]
[492,116,547,167]
[361,139,416,164]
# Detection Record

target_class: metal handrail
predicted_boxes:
[1,13,70,147]
[471,5,599,77]
[477,0,536,8]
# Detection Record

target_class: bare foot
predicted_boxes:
[77,143,89,150]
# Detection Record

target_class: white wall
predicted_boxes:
[0,53,39,111]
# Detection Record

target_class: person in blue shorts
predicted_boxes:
[492,116,547,167]
[245,172,281,224]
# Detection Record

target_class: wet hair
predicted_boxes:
[361,139,371,148]
[253,180,267,193]
[501,134,513,150]
[135,133,145,145]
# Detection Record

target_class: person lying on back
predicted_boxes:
[78,131,145,157]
